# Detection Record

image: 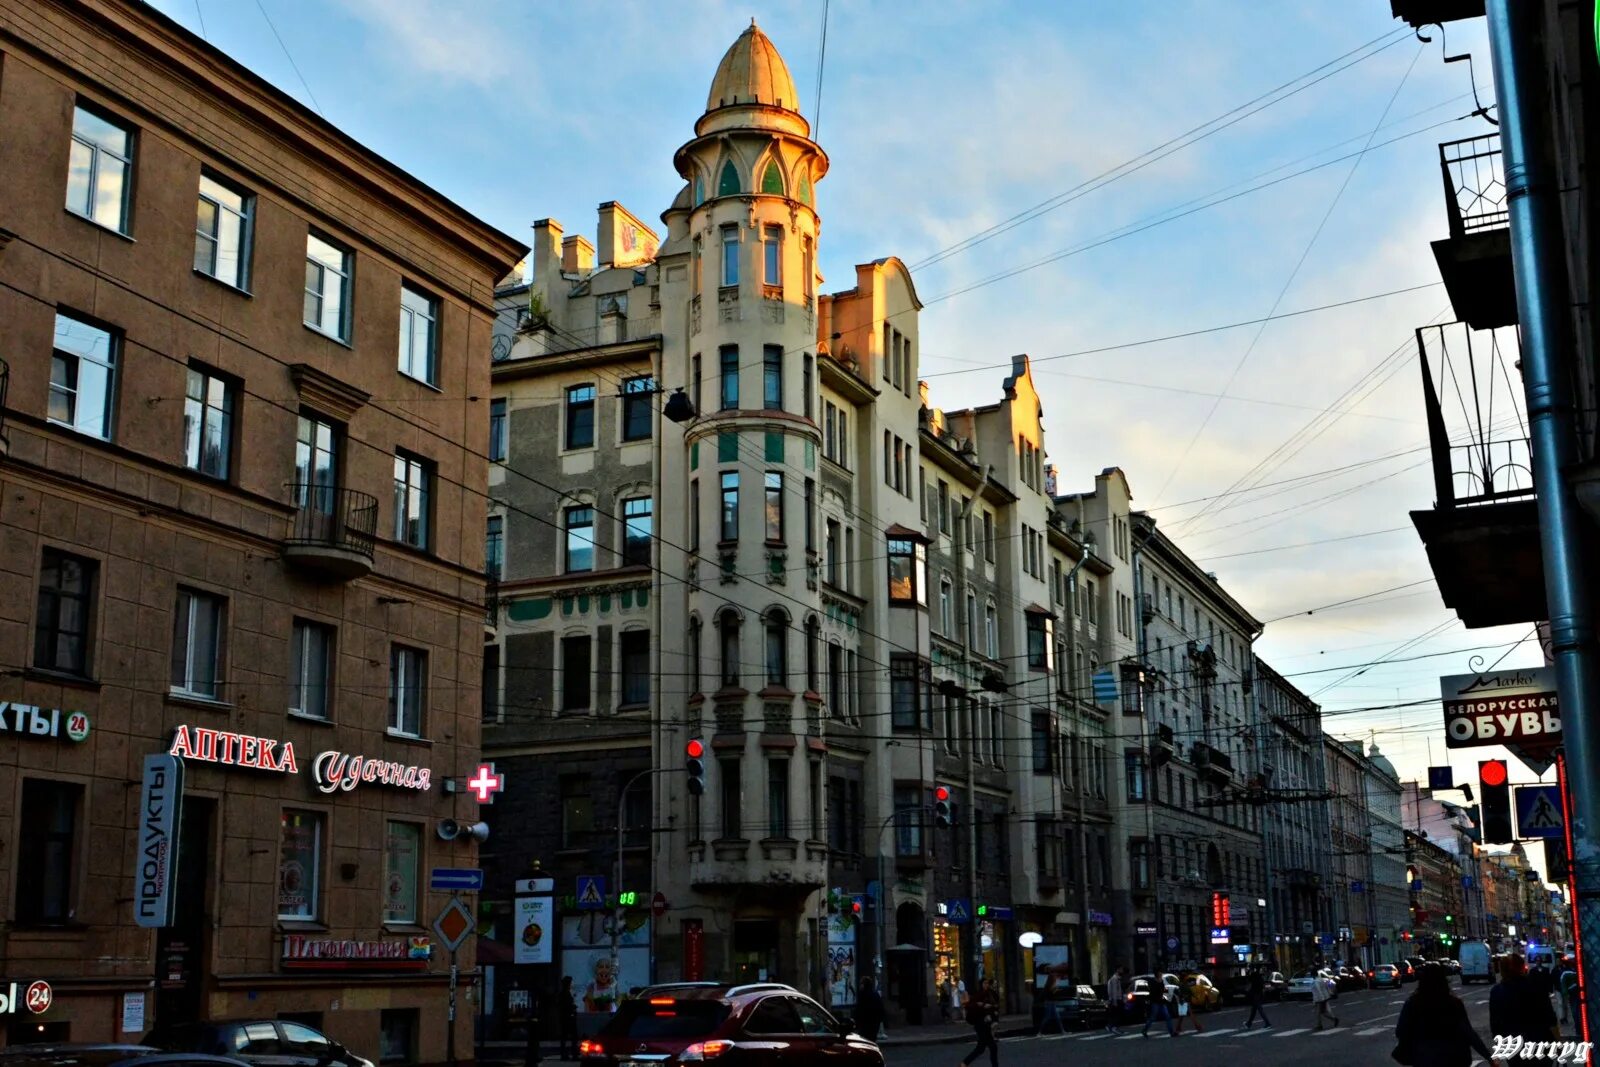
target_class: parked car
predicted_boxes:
[577,982,883,1066]
[1285,970,1328,1000]
[1180,974,1221,1011]
[1406,956,1434,979]
[0,1047,249,1067]
[1369,964,1403,989]
[1434,958,1461,974]
[1037,984,1108,1031]
[147,1022,372,1067]
[1125,973,1180,1011]
[1334,966,1369,992]
[1393,959,1416,983]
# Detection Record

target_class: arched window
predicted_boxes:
[693,175,705,206]
[761,161,785,195]
[798,175,812,206]
[717,160,741,197]
[718,609,741,688]
[765,609,789,689]
[688,616,702,695]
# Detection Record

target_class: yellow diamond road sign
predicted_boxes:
[434,897,475,952]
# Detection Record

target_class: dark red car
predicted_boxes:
[578,982,882,1065]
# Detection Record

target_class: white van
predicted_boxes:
[1527,945,1557,971]
[1459,940,1493,983]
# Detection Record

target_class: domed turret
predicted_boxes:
[706,19,800,113]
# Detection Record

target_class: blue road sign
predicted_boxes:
[1166,936,1181,952]
[947,898,971,924]
[1350,881,1365,894]
[1411,880,1424,892]
[430,868,484,892]
[577,874,608,910]
[1428,765,1455,790]
[1091,670,1119,704]
[1462,876,1475,889]
[1514,784,1564,840]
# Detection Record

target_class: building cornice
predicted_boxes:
[492,336,662,384]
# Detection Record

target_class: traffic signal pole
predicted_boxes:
[1487,0,1600,1048]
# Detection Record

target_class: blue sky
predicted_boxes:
[150,1,1545,808]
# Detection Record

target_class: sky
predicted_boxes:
[146,1,1548,837]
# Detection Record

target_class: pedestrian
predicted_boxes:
[1105,967,1127,1034]
[557,975,578,1060]
[1243,966,1272,1030]
[1173,976,1204,1034]
[960,977,1001,1067]
[1559,962,1580,1031]
[523,985,542,1066]
[1393,963,1493,1066]
[1490,954,1559,1066]
[1311,968,1339,1031]
[953,975,967,1022]
[1142,978,1177,1039]
[854,975,885,1043]
[939,976,953,1023]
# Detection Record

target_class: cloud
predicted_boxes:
[331,0,520,89]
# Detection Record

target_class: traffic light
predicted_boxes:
[850,896,864,920]
[1479,759,1513,844]
[1445,914,1454,924]
[685,739,706,796]
[977,904,988,917]
[934,786,952,827]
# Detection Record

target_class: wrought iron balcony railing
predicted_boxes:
[1440,134,1507,239]
[283,483,378,578]
[1417,322,1534,508]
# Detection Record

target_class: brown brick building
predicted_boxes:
[0,0,524,1058]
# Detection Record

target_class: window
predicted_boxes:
[66,104,133,232]
[304,233,353,341]
[481,642,500,721]
[1126,750,1147,801]
[767,760,789,837]
[194,173,252,287]
[398,284,438,384]
[764,472,784,542]
[34,548,97,677]
[278,809,322,920]
[50,312,117,440]
[294,414,339,511]
[718,161,741,197]
[692,354,702,411]
[804,478,816,552]
[720,345,739,409]
[622,376,654,441]
[805,617,820,692]
[763,345,783,410]
[827,642,843,718]
[803,355,814,419]
[721,224,739,287]
[488,399,507,461]
[392,453,432,549]
[886,537,925,604]
[564,506,595,572]
[1026,612,1052,670]
[485,515,504,579]
[894,783,922,856]
[561,635,591,711]
[990,705,1003,765]
[183,364,236,479]
[171,587,225,699]
[15,780,80,924]
[619,629,650,706]
[939,578,953,636]
[688,618,702,694]
[983,512,995,562]
[763,225,782,286]
[389,645,427,737]
[765,612,787,688]
[720,472,740,542]
[561,775,592,847]
[565,385,596,449]
[802,236,814,300]
[1032,713,1053,773]
[384,822,420,924]
[825,520,841,585]
[689,480,700,551]
[984,604,998,658]
[718,611,741,688]
[289,619,333,720]
[720,758,742,839]
[890,656,920,730]
[967,594,977,649]
[378,1010,418,1065]
[622,497,652,567]
[937,481,950,534]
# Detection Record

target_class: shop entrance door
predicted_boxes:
[155,797,214,1027]
[732,920,780,984]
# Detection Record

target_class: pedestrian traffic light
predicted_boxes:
[850,896,864,919]
[1479,759,1513,844]
[685,739,705,796]
[934,785,952,827]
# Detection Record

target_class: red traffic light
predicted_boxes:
[686,739,705,759]
[934,785,950,802]
[851,899,863,914]
[1481,760,1508,787]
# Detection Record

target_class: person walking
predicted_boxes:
[1311,969,1339,1031]
[1394,963,1494,1067]
[854,976,885,1043]
[1559,962,1580,1031]
[960,977,1002,1067]
[1490,954,1559,1066]
[1243,967,1272,1030]
[1174,977,1205,1034]
[939,976,953,1023]
[556,976,578,1060]
[1142,979,1178,1038]
[1105,967,1127,1034]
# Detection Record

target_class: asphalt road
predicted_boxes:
[885,983,1525,1067]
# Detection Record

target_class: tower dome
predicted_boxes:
[706,19,800,114]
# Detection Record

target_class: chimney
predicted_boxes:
[562,234,595,276]
[918,381,930,408]
[597,202,660,269]
[531,219,563,287]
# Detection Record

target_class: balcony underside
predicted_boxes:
[1411,500,1545,628]
[282,543,375,581]
[1390,0,1484,26]
[1432,232,1517,331]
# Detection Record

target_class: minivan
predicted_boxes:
[1459,940,1493,984]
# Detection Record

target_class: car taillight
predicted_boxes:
[1367,971,1374,977]
[680,1040,732,1061]
[578,1039,601,1057]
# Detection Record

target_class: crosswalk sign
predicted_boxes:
[577,874,608,910]
[1514,784,1564,840]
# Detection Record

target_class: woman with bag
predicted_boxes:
[1174,976,1205,1034]
[1311,969,1340,1031]
[960,977,1002,1067]
[1393,963,1494,1066]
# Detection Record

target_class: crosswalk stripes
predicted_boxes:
[1271,1027,1311,1037]
[1234,1027,1275,1037]
[1357,1027,1389,1036]
[1194,1027,1237,1038]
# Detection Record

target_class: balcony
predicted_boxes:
[1193,741,1233,785]
[282,484,378,581]
[1410,322,1546,627]
[1431,135,1516,330]
[1390,0,1484,27]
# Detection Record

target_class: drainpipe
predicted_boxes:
[1487,0,1600,1046]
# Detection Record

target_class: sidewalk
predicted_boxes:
[876,1013,1035,1047]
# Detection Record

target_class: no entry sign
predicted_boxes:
[1440,667,1561,748]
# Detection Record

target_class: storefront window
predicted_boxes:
[385,821,420,924]
[278,809,323,920]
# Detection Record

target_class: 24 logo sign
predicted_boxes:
[25,981,51,1013]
